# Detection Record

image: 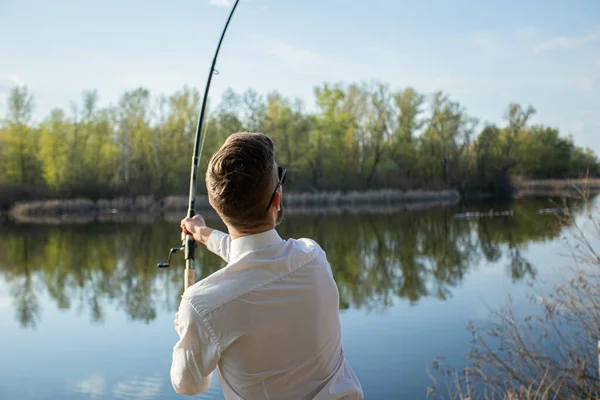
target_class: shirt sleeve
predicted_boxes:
[170,298,220,396]
[206,229,232,262]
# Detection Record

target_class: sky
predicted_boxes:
[1,0,599,152]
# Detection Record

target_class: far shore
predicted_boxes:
[513,178,600,197]
[6,189,461,223]
[4,179,600,224]
[8,199,465,225]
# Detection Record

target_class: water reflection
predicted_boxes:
[0,198,570,328]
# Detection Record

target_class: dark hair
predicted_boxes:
[205,132,276,230]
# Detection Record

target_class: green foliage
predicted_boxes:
[0,83,597,198]
[516,125,573,178]
[0,86,42,184]
[39,109,70,189]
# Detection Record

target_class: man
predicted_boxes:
[171,132,363,399]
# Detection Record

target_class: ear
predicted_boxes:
[271,191,281,210]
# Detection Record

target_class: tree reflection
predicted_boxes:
[0,198,573,328]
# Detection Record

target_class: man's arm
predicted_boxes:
[170,299,220,395]
[204,229,231,263]
[181,216,231,263]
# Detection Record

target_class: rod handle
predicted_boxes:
[184,264,195,290]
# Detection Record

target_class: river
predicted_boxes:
[0,197,592,399]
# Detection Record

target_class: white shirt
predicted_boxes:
[170,228,363,400]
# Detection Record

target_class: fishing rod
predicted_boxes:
[157,0,241,290]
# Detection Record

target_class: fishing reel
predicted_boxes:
[157,234,197,269]
[157,236,198,290]
[157,243,184,268]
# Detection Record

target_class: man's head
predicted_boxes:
[205,132,284,234]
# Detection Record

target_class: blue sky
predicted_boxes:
[1,0,599,152]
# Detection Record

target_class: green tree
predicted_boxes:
[363,81,394,187]
[390,87,425,184]
[499,103,536,175]
[38,109,70,190]
[241,88,266,131]
[312,83,357,188]
[116,88,153,193]
[154,86,201,194]
[570,146,599,176]
[517,125,573,178]
[420,91,478,187]
[0,86,41,184]
[471,124,502,185]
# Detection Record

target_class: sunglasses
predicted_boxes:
[266,166,286,210]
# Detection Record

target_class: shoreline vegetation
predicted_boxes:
[6,188,461,223]
[4,179,600,223]
[514,177,600,197]
[427,193,600,399]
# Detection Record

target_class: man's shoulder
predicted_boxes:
[288,236,324,253]
[282,236,330,268]
[182,269,240,318]
[182,236,328,317]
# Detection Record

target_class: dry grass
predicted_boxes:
[8,189,460,220]
[427,368,576,400]
[10,198,96,217]
[515,178,600,198]
[9,195,165,218]
[428,184,600,400]
[284,189,460,207]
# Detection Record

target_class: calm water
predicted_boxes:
[0,198,590,399]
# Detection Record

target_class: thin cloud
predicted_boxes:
[569,122,586,133]
[534,27,600,54]
[573,76,597,91]
[469,28,538,59]
[0,73,24,91]
[256,35,327,70]
[581,109,600,116]
[427,75,476,96]
[434,75,470,87]
[469,30,504,51]
[208,0,233,7]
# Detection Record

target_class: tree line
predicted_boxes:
[1,83,598,200]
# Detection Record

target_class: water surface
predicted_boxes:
[0,198,585,399]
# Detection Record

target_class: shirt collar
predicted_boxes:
[229,229,284,260]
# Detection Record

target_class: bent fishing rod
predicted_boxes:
[157,0,241,290]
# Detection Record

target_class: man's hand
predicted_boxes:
[180,215,212,245]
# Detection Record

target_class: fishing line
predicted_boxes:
[198,106,211,172]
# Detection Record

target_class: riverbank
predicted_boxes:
[513,178,600,197]
[6,189,461,223]
[5,179,599,223]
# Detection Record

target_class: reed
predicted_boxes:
[8,189,461,219]
[283,189,460,208]
[428,186,600,399]
[515,178,600,197]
